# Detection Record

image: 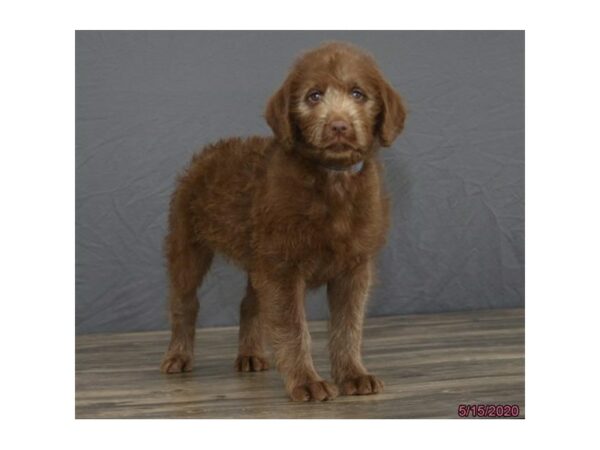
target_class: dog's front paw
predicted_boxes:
[235,355,270,372]
[339,374,384,396]
[160,351,193,373]
[290,380,339,402]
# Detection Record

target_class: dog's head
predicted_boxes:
[265,42,406,167]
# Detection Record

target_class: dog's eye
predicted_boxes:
[306,90,323,104]
[351,88,366,101]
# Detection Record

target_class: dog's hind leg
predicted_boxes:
[235,277,270,372]
[160,183,214,373]
[160,239,213,373]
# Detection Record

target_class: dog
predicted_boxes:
[160,42,406,401]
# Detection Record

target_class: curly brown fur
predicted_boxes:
[160,42,406,401]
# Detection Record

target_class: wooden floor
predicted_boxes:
[76,308,524,419]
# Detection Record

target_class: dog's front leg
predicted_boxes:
[327,260,384,395]
[252,271,338,402]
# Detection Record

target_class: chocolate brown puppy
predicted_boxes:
[160,42,406,401]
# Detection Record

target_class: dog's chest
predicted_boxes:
[300,199,381,285]
[302,183,386,272]
[253,169,388,281]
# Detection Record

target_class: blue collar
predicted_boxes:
[322,160,364,174]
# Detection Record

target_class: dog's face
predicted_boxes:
[265,43,406,167]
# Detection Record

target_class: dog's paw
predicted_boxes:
[339,374,384,396]
[290,380,339,402]
[160,351,193,373]
[235,355,270,372]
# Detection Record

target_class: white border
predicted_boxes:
[2,0,599,448]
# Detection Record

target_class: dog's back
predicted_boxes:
[168,136,273,269]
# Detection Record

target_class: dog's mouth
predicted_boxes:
[316,146,364,169]
[322,137,357,152]
[295,130,365,167]
[324,142,355,152]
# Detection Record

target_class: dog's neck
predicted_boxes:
[287,143,367,175]
[318,160,364,174]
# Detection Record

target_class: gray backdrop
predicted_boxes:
[76,31,524,335]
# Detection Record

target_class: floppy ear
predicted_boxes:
[377,79,407,147]
[265,78,294,147]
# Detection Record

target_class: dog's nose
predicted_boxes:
[330,120,350,135]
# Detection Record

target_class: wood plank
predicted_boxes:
[76,308,525,419]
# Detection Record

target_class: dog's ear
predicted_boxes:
[265,78,294,147]
[376,78,407,147]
